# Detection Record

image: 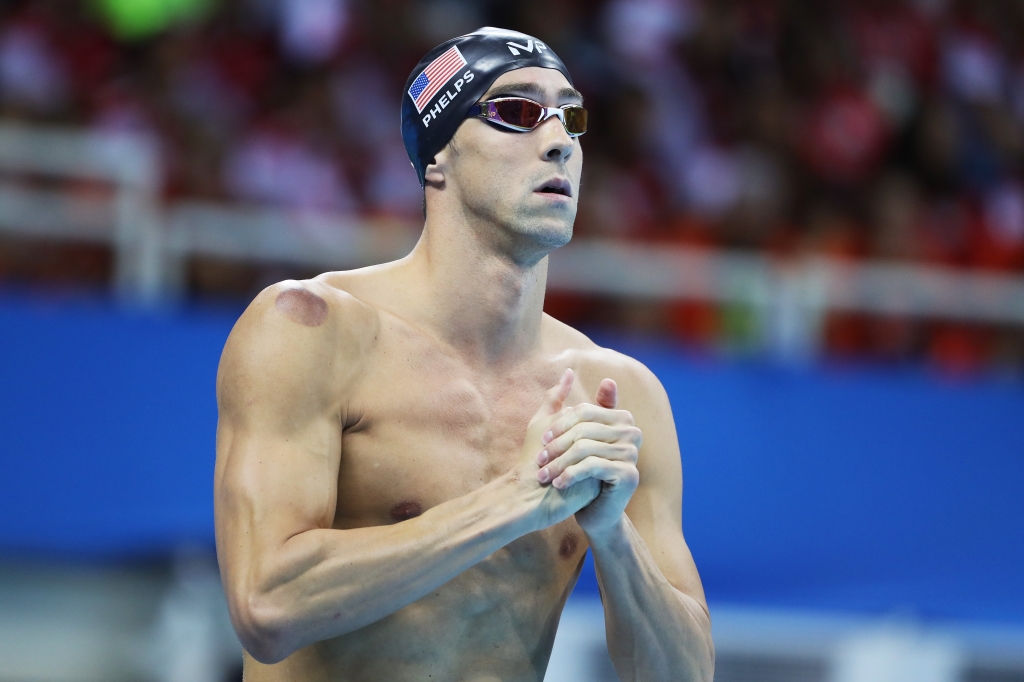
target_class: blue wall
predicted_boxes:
[0,297,231,555]
[1,296,1022,622]
[583,341,1024,624]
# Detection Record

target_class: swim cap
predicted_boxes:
[401,27,574,187]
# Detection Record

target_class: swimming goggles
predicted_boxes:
[466,97,588,137]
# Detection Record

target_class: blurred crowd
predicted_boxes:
[2,0,1024,373]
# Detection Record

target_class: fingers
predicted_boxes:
[537,437,639,484]
[537,421,642,465]
[550,456,640,490]
[541,401,635,446]
[596,378,617,409]
[536,369,574,419]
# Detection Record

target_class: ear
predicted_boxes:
[423,148,450,187]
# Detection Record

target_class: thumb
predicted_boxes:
[596,378,618,409]
[538,368,574,417]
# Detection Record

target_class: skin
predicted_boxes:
[215,67,714,681]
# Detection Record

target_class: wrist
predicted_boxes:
[582,514,631,553]
[494,468,547,535]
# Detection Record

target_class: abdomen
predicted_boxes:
[246,540,582,682]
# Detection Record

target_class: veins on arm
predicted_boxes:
[214,280,372,658]
[587,353,713,680]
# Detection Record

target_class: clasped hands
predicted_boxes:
[528,368,642,536]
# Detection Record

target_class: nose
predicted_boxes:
[540,116,574,162]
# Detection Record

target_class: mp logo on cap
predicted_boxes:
[506,40,548,56]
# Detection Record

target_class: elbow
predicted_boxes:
[229,590,295,664]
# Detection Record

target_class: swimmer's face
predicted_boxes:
[427,67,583,260]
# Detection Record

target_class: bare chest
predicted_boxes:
[334,323,568,529]
[331,323,589,614]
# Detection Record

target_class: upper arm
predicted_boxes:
[615,356,709,614]
[214,281,372,611]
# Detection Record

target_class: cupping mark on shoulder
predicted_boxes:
[275,287,328,327]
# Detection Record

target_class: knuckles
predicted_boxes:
[622,444,639,463]
[572,403,592,418]
[542,406,641,460]
[554,405,635,436]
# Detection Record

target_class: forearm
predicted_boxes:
[588,517,714,682]
[237,472,534,661]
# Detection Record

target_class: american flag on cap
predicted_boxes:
[408,45,468,113]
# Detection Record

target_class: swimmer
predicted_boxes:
[214,27,713,681]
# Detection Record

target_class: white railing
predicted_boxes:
[0,124,164,302]
[548,241,1024,357]
[2,123,1022,356]
[162,202,419,295]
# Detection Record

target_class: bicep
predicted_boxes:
[213,292,346,595]
[215,412,342,556]
[214,408,342,641]
[621,368,708,611]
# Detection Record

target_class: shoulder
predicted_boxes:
[542,314,665,400]
[226,277,378,358]
[217,277,381,409]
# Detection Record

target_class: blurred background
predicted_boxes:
[0,0,1022,680]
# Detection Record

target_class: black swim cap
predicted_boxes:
[401,26,574,187]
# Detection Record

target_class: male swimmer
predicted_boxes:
[215,27,714,681]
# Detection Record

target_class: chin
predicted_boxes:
[543,221,574,248]
[511,218,574,252]
[489,198,576,259]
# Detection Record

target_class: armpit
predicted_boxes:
[275,287,328,327]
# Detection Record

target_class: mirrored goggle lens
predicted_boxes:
[490,100,588,136]
[561,105,588,135]
[492,99,544,129]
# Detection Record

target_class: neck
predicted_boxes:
[397,208,550,367]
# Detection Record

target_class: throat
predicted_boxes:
[405,239,550,364]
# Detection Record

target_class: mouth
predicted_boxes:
[534,177,573,198]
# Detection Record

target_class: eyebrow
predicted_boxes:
[481,82,584,105]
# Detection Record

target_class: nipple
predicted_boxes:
[390,501,424,522]
[559,532,579,560]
